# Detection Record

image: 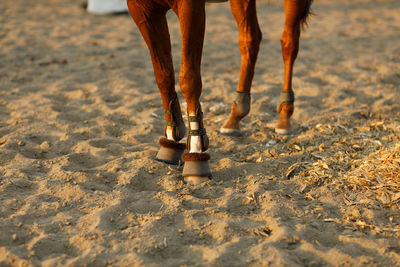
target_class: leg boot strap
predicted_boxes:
[233,91,251,118]
[277,91,295,113]
[187,104,208,152]
[164,94,186,141]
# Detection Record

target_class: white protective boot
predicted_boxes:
[87,0,128,14]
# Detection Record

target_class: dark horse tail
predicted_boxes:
[300,0,314,27]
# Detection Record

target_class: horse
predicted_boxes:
[127,0,313,184]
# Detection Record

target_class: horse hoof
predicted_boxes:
[184,176,210,185]
[219,127,242,136]
[275,128,291,135]
[156,137,186,165]
[182,152,211,181]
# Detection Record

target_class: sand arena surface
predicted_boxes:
[1,0,400,265]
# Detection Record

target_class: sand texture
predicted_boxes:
[1,0,400,266]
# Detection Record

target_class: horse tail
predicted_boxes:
[300,0,314,27]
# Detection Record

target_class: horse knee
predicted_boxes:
[239,28,262,57]
[280,29,299,62]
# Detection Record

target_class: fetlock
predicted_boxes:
[187,133,209,152]
[277,102,294,131]
[233,91,251,118]
[221,91,250,131]
[187,104,209,152]
[276,91,295,132]
[164,94,186,141]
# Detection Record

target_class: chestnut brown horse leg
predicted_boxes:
[276,0,310,134]
[175,0,211,185]
[127,1,186,164]
[220,0,262,135]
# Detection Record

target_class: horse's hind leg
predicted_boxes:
[220,0,262,135]
[174,0,210,184]
[127,1,186,164]
[276,0,311,134]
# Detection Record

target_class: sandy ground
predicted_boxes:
[1,0,400,266]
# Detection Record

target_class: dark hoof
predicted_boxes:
[184,176,210,185]
[156,137,186,165]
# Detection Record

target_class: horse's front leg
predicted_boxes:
[127,1,186,164]
[276,0,312,134]
[174,0,210,185]
[220,0,262,135]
